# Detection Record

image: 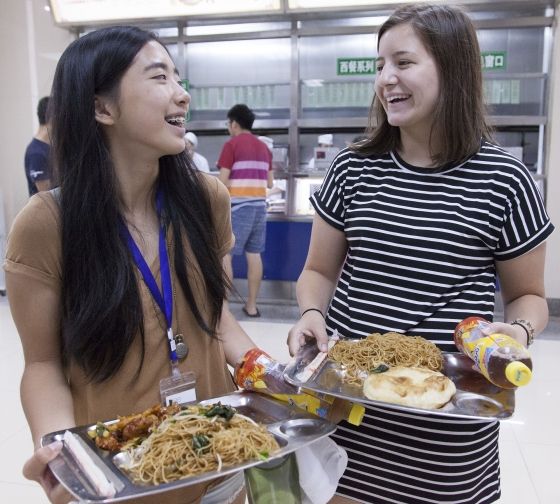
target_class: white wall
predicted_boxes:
[0,0,73,227]
[544,6,560,299]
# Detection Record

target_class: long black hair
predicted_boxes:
[353,3,493,165]
[50,26,227,383]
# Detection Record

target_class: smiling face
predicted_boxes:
[97,40,190,161]
[374,23,440,139]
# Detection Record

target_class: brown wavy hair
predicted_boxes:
[352,3,493,166]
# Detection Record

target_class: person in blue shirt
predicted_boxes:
[24,96,52,196]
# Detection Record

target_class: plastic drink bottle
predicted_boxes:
[454,316,533,389]
[272,388,365,426]
[235,348,365,425]
[244,453,302,504]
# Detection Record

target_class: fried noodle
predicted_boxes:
[123,405,279,485]
[328,332,443,385]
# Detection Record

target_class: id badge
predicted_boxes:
[160,370,197,406]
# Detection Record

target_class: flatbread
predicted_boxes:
[362,366,456,409]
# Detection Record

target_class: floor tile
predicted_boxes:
[498,420,517,445]
[0,481,50,503]
[494,339,560,447]
[497,441,540,504]
[1,297,559,503]
[239,320,293,363]
[0,427,35,484]
[519,443,560,504]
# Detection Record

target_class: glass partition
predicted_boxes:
[478,27,547,116]
[477,27,545,73]
[299,34,376,119]
[185,38,291,121]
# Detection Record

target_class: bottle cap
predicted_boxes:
[505,361,532,387]
[347,403,365,426]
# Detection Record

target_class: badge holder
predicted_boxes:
[159,329,197,406]
[160,368,197,406]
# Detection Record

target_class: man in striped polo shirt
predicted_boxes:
[218,104,273,317]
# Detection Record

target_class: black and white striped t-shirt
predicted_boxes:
[312,141,553,352]
[311,141,553,504]
[332,404,502,503]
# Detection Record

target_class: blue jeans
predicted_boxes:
[231,204,266,255]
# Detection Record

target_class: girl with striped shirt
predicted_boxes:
[288,4,553,503]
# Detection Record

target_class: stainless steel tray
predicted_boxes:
[283,342,515,420]
[41,391,336,503]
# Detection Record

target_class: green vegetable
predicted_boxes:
[95,422,108,437]
[371,364,390,374]
[192,434,210,452]
[204,403,237,421]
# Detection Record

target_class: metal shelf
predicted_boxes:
[292,171,328,177]
[187,118,290,131]
[488,115,547,126]
[188,115,546,132]
[297,117,368,129]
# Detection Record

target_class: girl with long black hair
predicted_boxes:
[5,26,255,504]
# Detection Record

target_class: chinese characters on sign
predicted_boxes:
[481,51,506,71]
[337,58,376,76]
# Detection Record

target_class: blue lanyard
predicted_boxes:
[120,190,178,364]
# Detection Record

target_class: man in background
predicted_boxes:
[24,96,51,196]
[307,133,334,170]
[184,131,210,173]
[217,104,273,317]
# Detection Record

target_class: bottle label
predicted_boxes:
[270,393,327,418]
[470,334,526,380]
[454,316,487,351]
[304,389,335,405]
[234,348,272,390]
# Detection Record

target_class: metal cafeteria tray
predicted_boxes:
[283,341,515,420]
[41,391,336,503]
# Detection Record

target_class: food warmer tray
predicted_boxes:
[283,342,515,420]
[41,391,336,503]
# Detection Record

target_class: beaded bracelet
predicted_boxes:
[300,308,324,319]
[509,319,535,347]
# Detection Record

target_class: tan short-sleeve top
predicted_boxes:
[5,174,238,503]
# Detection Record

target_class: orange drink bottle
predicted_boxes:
[235,348,364,425]
[454,316,533,389]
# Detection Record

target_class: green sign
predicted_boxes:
[481,51,506,71]
[337,58,376,76]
